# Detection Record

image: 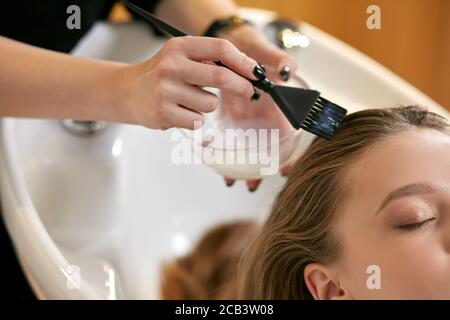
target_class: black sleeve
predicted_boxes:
[0,0,165,53]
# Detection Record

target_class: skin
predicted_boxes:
[158,1,298,190]
[0,0,297,191]
[305,128,450,299]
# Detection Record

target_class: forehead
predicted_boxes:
[339,128,450,215]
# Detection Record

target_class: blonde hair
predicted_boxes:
[238,106,449,299]
[160,221,258,299]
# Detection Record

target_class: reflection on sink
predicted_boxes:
[0,8,448,299]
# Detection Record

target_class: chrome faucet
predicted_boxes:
[61,120,107,135]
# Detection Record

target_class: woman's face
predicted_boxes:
[333,128,450,299]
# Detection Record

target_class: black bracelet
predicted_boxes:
[203,15,253,38]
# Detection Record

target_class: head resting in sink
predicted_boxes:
[161,106,450,299]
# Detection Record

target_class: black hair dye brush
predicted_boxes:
[122,0,347,139]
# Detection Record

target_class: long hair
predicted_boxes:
[238,106,449,299]
[161,221,258,299]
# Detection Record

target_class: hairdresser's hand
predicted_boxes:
[118,36,258,130]
[220,24,297,82]
[219,66,297,191]
[217,25,298,191]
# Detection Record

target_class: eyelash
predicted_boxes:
[395,217,436,231]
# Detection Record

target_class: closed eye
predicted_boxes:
[395,217,436,231]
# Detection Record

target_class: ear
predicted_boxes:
[304,263,350,300]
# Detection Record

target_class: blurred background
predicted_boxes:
[111,0,450,111]
[235,0,450,110]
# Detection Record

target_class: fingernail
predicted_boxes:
[251,88,261,101]
[247,180,261,192]
[280,66,291,82]
[225,178,235,187]
[253,65,266,80]
[280,164,292,177]
[258,62,266,73]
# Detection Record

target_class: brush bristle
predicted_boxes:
[300,96,347,139]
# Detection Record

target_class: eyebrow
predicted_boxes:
[375,183,436,216]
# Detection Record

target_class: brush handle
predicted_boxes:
[121,1,274,94]
[122,0,187,37]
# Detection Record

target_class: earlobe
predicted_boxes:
[304,263,349,300]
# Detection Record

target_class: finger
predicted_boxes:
[172,83,219,114]
[178,36,258,80]
[165,103,204,130]
[280,163,294,177]
[202,135,215,147]
[247,42,298,81]
[247,179,262,192]
[224,177,236,187]
[276,56,297,82]
[179,59,255,99]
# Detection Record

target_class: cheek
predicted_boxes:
[340,234,450,299]
[377,236,450,298]
[337,239,387,299]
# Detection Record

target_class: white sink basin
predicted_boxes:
[1,8,448,299]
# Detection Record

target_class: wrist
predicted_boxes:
[100,62,133,124]
[203,15,253,38]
